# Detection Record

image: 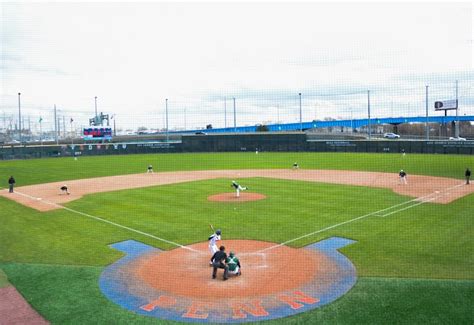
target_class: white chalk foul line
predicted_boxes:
[379,183,465,217]
[13,190,199,253]
[257,182,465,253]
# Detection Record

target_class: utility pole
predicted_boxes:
[367,90,371,139]
[425,85,429,141]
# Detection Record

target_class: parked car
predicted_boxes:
[449,137,466,141]
[383,133,400,139]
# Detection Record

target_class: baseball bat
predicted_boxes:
[209,224,215,232]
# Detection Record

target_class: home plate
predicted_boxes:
[37,198,42,200]
[435,191,440,194]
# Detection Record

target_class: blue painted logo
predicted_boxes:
[99,237,357,323]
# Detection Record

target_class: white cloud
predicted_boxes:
[1,1,472,130]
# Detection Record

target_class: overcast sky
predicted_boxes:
[1,1,473,131]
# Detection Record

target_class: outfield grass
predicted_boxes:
[1,152,473,324]
[1,152,473,186]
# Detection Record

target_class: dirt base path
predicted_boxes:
[1,169,472,211]
[0,286,49,325]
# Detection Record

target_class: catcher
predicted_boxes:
[225,251,241,279]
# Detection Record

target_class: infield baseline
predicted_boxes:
[257,182,465,253]
[12,182,465,256]
[12,190,199,253]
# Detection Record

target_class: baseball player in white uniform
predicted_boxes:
[208,229,222,264]
[231,181,248,197]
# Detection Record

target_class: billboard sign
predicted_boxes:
[434,99,457,111]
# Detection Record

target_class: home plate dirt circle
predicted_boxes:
[99,238,357,323]
[208,192,267,202]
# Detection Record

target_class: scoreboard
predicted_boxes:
[83,127,113,140]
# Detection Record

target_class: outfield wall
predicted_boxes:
[1,134,473,159]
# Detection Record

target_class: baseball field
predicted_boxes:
[0,152,473,324]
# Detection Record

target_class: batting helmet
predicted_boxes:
[229,251,234,257]
[216,229,222,235]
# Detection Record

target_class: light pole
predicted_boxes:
[94,96,98,119]
[70,117,74,145]
[425,85,429,141]
[18,93,21,142]
[350,107,353,133]
[367,90,371,139]
[165,98,169,142]
[54,105,58,144]
[455,80,459,138]
[224,98,227,129]
[299,93,302,132]
[39,116,43,145]
[184,107,187,131]
[233,97,236,133]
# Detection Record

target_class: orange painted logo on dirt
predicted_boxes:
[99,238,357,323]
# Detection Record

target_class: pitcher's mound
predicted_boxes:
[208,192,266,202]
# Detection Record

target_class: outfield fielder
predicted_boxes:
[231,181,248,197]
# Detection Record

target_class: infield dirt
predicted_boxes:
[1,169,472,211]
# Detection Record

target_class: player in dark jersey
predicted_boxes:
[60,185,70,195]
[399,170,407,185]
[210,246,228,280]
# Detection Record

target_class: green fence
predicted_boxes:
[1,134,473,160]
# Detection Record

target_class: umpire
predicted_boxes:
[210,245,228,280]
[8,176,15,193]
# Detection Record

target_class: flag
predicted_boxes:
[70,118,74,123]
[39,117,43,123]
